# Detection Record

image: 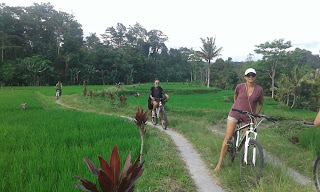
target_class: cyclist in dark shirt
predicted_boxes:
[150,78,169,117]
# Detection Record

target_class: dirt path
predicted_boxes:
[207,120,314,188]
[56,100,224,192]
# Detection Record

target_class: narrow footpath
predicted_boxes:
[57,100,224,192]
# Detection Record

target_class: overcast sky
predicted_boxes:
[2,0,320,61]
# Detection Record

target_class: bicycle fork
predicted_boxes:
[244,131,257,165]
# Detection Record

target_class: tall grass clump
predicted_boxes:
[299,128,320,155]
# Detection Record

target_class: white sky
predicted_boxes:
[2,0,320,61]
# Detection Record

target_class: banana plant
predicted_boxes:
[73,145,145,192]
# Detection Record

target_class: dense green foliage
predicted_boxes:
[1,3,320,111]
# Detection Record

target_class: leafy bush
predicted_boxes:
[73,145,145,192]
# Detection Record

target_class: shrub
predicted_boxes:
[109,92,114,100]
[101,89,106,99]
[73,145,145,192]
[89,90,95,99]
[119,95,127,104]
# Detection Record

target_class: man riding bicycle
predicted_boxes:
[149,78,169,117]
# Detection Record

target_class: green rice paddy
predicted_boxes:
[1,83,319,191]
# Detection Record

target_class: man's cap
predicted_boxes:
[245,68,256,75]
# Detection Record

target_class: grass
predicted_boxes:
[0,88,196,191]
[77,83,317,191]
[4,83,319,191]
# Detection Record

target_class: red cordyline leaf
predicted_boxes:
[119,161,145,192]
[98,170,113,192]
[122,152,132,178]
[110,145,121,188]
[98,156,113,183]
[73,175,99,192]
[134,108,148,127]
[83,158,99,179]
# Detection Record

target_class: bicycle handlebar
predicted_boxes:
[232,108,278,122]
[154,97,169,102]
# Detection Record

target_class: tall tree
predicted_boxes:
[188,50,202,82]
[199,37,222,88]
[147,29,168,59]
[102,23,127,49]
[254,39,291,98]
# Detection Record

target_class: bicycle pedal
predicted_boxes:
[226,140,233,146]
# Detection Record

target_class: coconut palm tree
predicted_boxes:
[200,37,222,88]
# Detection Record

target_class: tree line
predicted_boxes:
[1,3,320,110]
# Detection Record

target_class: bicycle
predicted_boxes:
[151,98,168,130]
[314,155,320,191]
[227,108,278,184]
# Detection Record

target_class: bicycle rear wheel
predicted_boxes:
[160,110,167,130]
[240,139,264,185]
[151,111,157,125]
[314,155,320,191]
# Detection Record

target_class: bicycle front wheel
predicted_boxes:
[160,110,167,130]
[314,155,320,191]
[240,139,264,185]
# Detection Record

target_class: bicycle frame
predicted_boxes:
[234,111,273,165]
[155,100,164,117]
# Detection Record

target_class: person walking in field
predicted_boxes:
[149,78,169,117]
[55,81,63,97]
[215,68,264,171]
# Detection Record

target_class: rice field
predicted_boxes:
[1,83,319,191]
[0,87,195,191]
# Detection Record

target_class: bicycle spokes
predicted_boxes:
[240,139,263,185]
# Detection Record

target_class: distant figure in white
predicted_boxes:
[55,81,62,100]
[21,103,27,111]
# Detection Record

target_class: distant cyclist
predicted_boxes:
[55,81,62,97]
[149,78,169,117]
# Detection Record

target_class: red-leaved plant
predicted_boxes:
[133,108,148,161]
[109,92,114,100]
[119,95,127,104]
[134,93,140,107]
[73,145,145,192]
